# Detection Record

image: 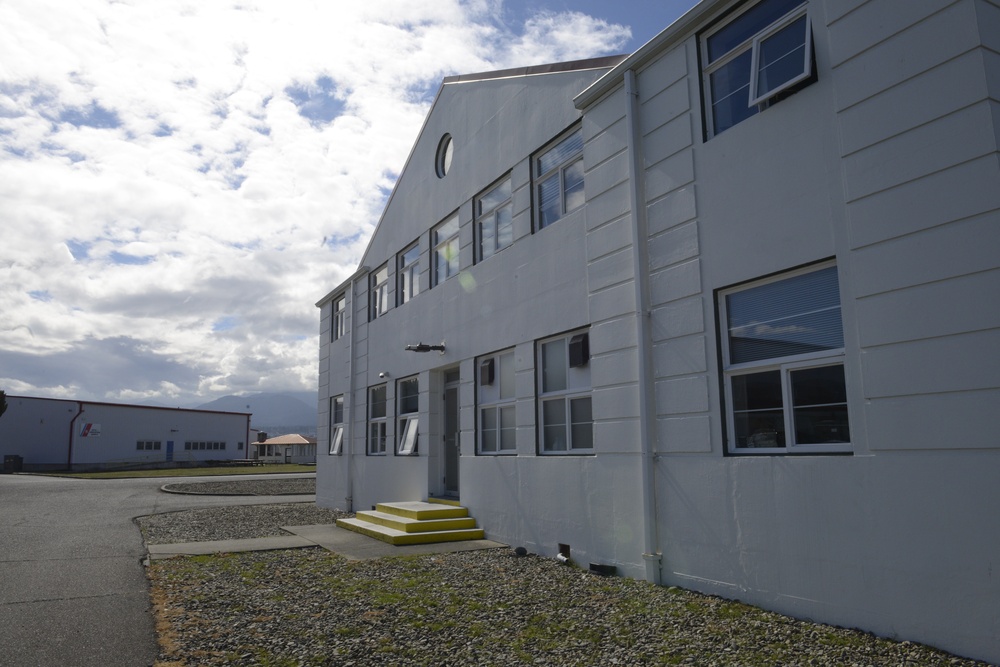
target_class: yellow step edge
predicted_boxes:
[375,501,468,521]
[426,497,462,507]
[355,510,478,534]
[337,518,484,545]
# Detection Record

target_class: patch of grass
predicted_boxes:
[41,464,316,479]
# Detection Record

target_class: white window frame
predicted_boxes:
[477,350,516,455]
[367,384,387,455]
[329,395,344,455]
[476,176,513,262]
[719,262,850,455]
[332,295,346,341]
[370,264,389,321]
[396,376,419,456]
[432,213,460,287]
[701,0,812,137]
[533,126,584,230]
[397,242,420,306]
[537,331,592,454]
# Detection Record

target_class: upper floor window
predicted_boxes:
[332,295,346,341]
[719,262,850,454]
[398,242,420,306]
[534,127,584,230]
[370,264,389,321]
[538,331,592,453]
[329,395,344,455]
[397,376,419,456]
[368,384,387,455]
[476,176,513,262]
[478,350,516,454]
[701,0,812,137]
[433,213,460,286]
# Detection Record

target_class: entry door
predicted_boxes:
[166,441,174,462]
[443,384,460,496]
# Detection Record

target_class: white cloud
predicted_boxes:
[0,0,630,405]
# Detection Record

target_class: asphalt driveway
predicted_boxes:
[0,472,314,667]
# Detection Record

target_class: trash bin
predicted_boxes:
[3,455,23,473]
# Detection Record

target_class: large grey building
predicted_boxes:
[316,0,1000,662]
[0,396,251,470]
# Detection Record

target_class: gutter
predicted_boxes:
[344,270,366,513]
[625,68,663,585]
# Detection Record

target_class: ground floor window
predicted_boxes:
[329,395,344,455]
[537,331,592,453]
[368,384,387,455]
[184,441,226,451]
[478,350,516,454]
[136,440,161,451]
[720,261,850,454]
[396,377,419,455]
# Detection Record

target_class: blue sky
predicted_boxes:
[0,0,698,406]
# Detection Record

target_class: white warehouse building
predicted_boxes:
[0,396,252,471]
[315,0,1000,663]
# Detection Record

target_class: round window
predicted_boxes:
[435,133,453,178]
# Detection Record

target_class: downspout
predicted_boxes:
[68,401,84,470]
[625,68,662,585]
[344,274,358,513]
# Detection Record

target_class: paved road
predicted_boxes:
[0,472,314,667]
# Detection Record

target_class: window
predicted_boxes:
[397,377,419,455]
[398,242,420,305]
[719,263,850,454]
[478,350,516,454]
[538,331,592,453]
[701,0,812,136]
[184,441,225,451]
[435,133,453,178]
[329,395,344,455]
[476,177,513,262]
[332,295,346,341]
[370,264,389,321]
[136,440,160,451]
[433,214,460,286]
[368,384,387,455]
[534,127,584,230]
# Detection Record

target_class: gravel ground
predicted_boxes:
[160,477,317,497]
[140,481,993,667]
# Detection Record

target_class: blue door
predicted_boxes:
[166,440,174,462]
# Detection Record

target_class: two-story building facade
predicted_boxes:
[317,0,1000,662]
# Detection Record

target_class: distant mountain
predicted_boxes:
[197,393,318,436]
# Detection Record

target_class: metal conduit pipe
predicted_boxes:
[624,68,662,586]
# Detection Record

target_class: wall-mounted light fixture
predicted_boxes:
[404,342,445,353]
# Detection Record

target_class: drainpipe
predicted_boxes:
[68,401,84,470]
[625,68,662,585]
[344,273,360,513]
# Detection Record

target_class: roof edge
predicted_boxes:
[444,55,628,86]
[574,0,719,109]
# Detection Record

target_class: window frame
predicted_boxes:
[397,241,420,306]
[432,213,460,287]
[718,261,851,455]
[537,330,593,455]
[329,395,344,455]
[477,349,516,455]
[332,295,346,341]
[367,384,387,455]
[396,376,419,456]
[533,126,584,231]
[370,264,389,321]
[701,0,812,137]
[475,175,513,263]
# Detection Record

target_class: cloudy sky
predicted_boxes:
[1,0,696,407]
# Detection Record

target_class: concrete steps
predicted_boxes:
[336,500,484,545]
